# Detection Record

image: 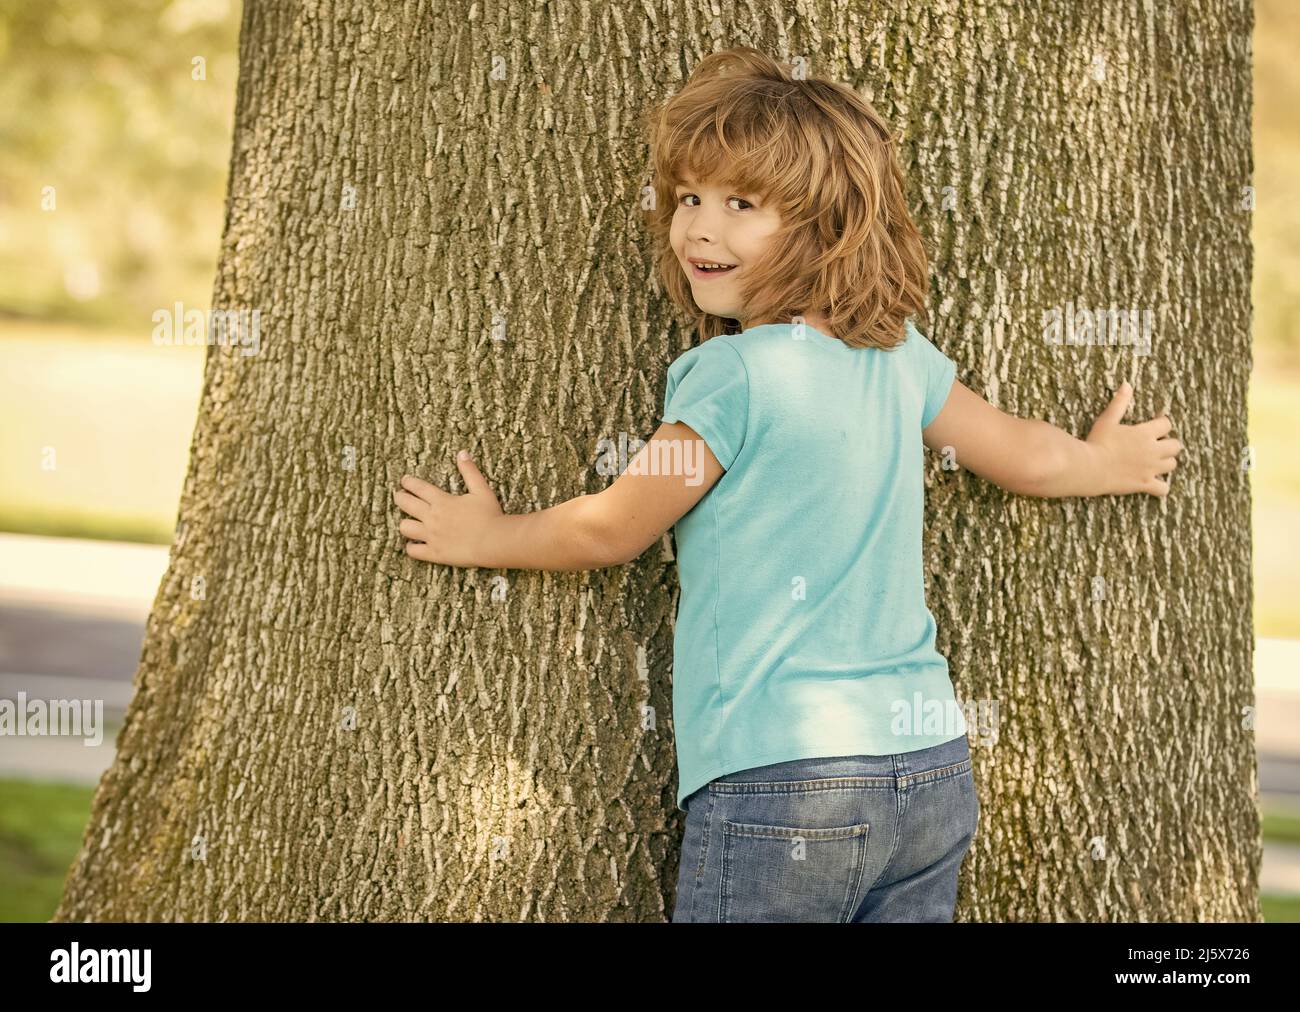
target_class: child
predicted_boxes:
[393,47,1183,922]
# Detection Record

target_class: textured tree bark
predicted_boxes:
[55,0,1256,921]
[910,0,1258,921]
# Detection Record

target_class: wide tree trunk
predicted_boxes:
[55,0,1255,921]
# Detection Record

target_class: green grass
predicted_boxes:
[0,777,95,922]
[0,508,174,545]
[1261,806,1300,846]
[1261,894,1300,923]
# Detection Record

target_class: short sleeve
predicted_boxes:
[907,319,957,428]
[661,338,750,469]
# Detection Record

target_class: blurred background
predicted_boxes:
[1,0,1297,921]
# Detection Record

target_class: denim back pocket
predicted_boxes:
[719,819,871,923]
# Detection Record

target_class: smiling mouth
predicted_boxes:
[690,262,738,276]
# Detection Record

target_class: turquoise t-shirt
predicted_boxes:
[660,318,966,812]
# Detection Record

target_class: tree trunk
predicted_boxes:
[55,0,1256,921]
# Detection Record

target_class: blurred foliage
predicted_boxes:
[1253,0,1300,359]
[0,0,1294,357]
[0,0,240,330]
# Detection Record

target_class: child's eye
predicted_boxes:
[677,193,753,211]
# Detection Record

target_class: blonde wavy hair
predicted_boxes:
[643,47,930,350]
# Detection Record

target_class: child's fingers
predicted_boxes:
[1141,414,1173,437]
[393,488,430,518]
[399,473,446,502]
[405,540,434,562]
[1157,437,1183,458]
[398,518,427,540]
[454,451,494,500]
[1096,381,1133,427]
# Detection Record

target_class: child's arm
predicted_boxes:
[921,380,1183,498]
[394,421,725,571]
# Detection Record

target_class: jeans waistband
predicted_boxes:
[712,734,972,785]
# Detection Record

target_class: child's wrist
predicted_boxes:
[1080,437,1114,496]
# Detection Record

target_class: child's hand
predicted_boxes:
[1084,381,1183,497]
[394,451,504,566]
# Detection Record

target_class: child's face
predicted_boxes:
[670,172,782,327]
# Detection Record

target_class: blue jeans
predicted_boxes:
[672,735,979,922]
